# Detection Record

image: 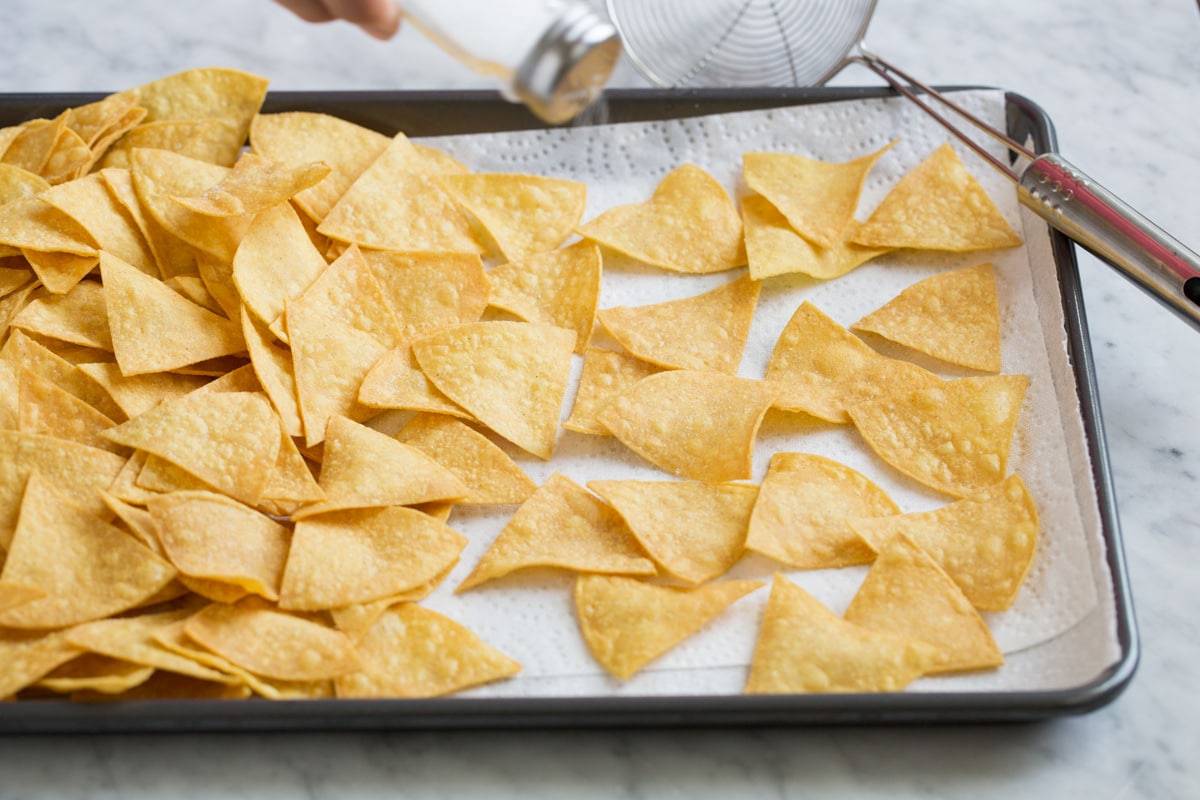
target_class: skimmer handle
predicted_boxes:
[1018,153,1200,331]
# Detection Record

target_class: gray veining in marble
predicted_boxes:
[2,0,1199,798]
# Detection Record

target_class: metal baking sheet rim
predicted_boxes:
[0,87,1137,732]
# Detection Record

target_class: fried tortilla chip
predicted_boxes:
[441,172,587,262]
[486,240,601,353]
[395,412,537,505]
[356,340,473,418]
[232,201,328,332]
[0,629,82,699]
[741,194,889,280]
[17,367,120,453]
[562,347,660,436]
[12,278,112,351]
[576,574,763,680]
[363,250,489,340]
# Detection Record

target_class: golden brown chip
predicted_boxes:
[146,490,292,601]
[248,111,391,221]
[39,172,158,276]
[441,172,587,262]
[0,629,83,699]
[485,241,601,353]
[363,250,489,340]
[0,196,98,258]
[413,321,576,460]
[0,430,126,550]
[395,412,537,505]
[2,329,125,420]
[595,370,776,482]
[357,340,474,418]
[231,201,328,334]
[293,414,467,518]
[317,132,482,253]
[575,574,763,680]
[853,263,1002,372]
[745,452,897,569]
[597,274,759,373]
[844,536,1004,673]
[172,154,331,217]
[457,473,655,592]
[279,506,467,611]
[239,307,303,437]
[562,347,660,436]
[851,143,1023,252]
[0,581,45,615]
[587,479,757,584]
[183,598,360,681]
[37,654,155,695]
[12,279,112,352]
[71,671,251,702]
[17,367,120,453]
[576,164,743,274]
[97,489,165,555]
[290,243,403,348]
[98,119,225,171]
[334,604,520,698]
[101,390,282,506]
[21,248,99,295]
[763,301,941,423]
[100,252,245,375]
[100,165,195,279]
[849,474,1038,610]
[847,374,1030,497]
[0,472,176,629]
[741,194,889,281]
[742,142,894,247]
[744,575,938,694]
[0,163,51,206]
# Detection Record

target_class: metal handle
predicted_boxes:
[1018,153,1200,331]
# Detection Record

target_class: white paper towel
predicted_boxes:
[400,90,1122,696]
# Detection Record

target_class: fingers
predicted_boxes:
[273,0,402,40]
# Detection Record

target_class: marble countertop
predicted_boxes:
[2,0,1198,797]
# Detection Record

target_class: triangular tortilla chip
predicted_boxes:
[240,307,303,438]
[101,390,282,506]
[486,241,601,353]
[745,452,897,569]
[851,143,1023,251]
[280,506,467,611]
[440,172,587,262]
[0,472,176,629]
[763,301,941,423]
[231,201,328,332]
[335,604,520,698]
[37,654,157,696]
[413,321,576,460]
[357,340,473,418]
[588,479,758,584]
[363,250,489,340]
[844,536,1004,673]
[0,582,46,615]
[741,194,889,280]
[0,196,98,257]
[291,243,402,348]
[396,413,537,505]
[742,142,894,247]
[172,154,331,217]
[2,329,125,420]
[12,279,112,351]
[0,629,82,699]
[562,347,660,436]
[597,274,759,373]
[146,490,292,601]
[853,263,1002,372]
[317,132,482,253]
[745,574,939,694]
[17,367,120,453]
[40,172,158,276]
[100,251,245,375]
[847,374,1029,497]
[456,473,655,592]
[575,574,763,680]
[292,415,467,518]
[849,474,1038,610]
[595,370,776,482]
[576,164,744,274]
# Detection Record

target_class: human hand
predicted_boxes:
[273,0,402,40]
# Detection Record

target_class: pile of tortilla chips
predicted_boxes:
[0,67,1040,702]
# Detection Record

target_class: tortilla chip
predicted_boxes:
[40,172,158,276]
[595,370,776,482]
[37,654,155,695]
[100,165,195,279]
[17,367,120,453]
[363,250,489,340]
[0,629,83,699]
[317,132,482,253]
[183,598,360,681]
[853,263,1002,372]
[239,307,303,437]
[2,329,125,420]
[745,452,897,569]
[588,479,757,584]
[12,278,112,351]
[101,390,282,506]
[395,412,537,505]
[0,196,97,258]
[457,473,655,592]
[742,142,895,247]
[597,274,759,373]
[290,243,402,348]
[172,154,331,217]
[576,164,744,274]
[847,374,1029,497]
[576,574,763,680]
[98,119,224,171]
[486,240,601,352]
[851,143,1023,252]
[357,340,473,418]
[745,574,938,694]
[335,604,520,698]
[413,321,576,459]
[563,347,660,436]
[763,301,941,422]
[741,194,889,280]
[0,581,45,615]
[844,536,1004,673]
[0,163,50,206]
[0,472,176,629]
[280,506,467,611]
[231,201,328,331]
[849,474,1038,610]
[441,172,587,261]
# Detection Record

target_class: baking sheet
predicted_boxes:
[0,88,1136,730]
